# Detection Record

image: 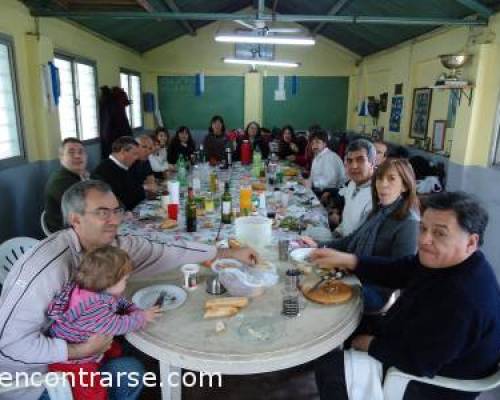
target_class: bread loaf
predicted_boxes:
[205,297,249,309]
[203,306,239,319]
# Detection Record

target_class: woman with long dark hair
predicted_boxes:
[149,127,170,177]
[203,115,227,162]
[279,125,303,161]
[167,126,196,166]
[235,121,270,160]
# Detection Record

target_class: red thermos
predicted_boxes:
[240,140,252,165]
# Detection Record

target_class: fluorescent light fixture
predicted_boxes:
[215,33,315,46]
[223,58,300,68]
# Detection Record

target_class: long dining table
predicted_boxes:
[122,163,363,400]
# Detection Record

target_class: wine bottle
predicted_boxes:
[221,182,232,224]
[186,187,197,232]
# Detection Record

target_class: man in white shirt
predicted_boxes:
[309,130,345,197]
[335,139,376,237]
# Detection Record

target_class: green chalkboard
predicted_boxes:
[263,76,349,131]
[158,76,244,130]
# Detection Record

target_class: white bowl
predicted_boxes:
[289,248,314,264]
[235,216,273,248]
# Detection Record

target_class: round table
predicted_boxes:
[126,247,362,400]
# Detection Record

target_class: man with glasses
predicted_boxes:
[93,136,145,210]
[44,138,89,233]
[0,180,257,400]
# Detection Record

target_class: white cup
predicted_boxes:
[181,264,200,290]
[160,195,169,210]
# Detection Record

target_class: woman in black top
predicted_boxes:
[167,126,196,165]
[203,115,227,162]
[235,121,270,160]
[279,125,302,161]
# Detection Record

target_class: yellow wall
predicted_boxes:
[143,17,359,125]
[0,0,147,161]
[351,18,500,167]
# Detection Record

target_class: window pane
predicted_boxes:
[55,57,77,140]
[130,75,142,128]
[0,42,21,160]
[120,73,131,123]
[76,62,98,140]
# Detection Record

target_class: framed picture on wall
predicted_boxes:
[410,87,433,139]
[432,120,446,151]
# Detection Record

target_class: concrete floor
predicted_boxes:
[135,347,319,400]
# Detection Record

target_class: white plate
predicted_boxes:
[132,284,187,311]
[211,258,243,273]
[289,248,314,264]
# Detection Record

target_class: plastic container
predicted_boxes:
[235,216,272,248]
[212,259,278,297]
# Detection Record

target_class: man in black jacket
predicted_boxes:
[44,138,88,232]
[312,191,500,400]
[92,136,144,210]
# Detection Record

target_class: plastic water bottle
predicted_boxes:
[177,156,187,188]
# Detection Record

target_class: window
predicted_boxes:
[54,54,98,141]
[0,34,23,162]
[120,70,142,129]
[493,95,500,166]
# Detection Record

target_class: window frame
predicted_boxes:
[54,50,100,144]
[0,33,25,169]
[490,91,500,167]
[120,68,143,130]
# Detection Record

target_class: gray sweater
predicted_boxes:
[331,211,419,258]
[0,229,216,400]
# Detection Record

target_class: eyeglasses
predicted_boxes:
[84,207,125,220]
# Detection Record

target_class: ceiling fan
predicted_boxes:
[233,19,303,34]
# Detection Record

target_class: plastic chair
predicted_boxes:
[383,364,500,400]
[0,371,73,399]
[0,237,39,286]
[0,237,73,399]
[40,210,52,237]
[364,289,401,316]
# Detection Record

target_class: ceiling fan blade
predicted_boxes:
[234,20,257,30]
[267,28,303,33]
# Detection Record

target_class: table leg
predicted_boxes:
[159,361,182,400]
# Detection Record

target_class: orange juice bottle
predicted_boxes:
[239,185,253,216]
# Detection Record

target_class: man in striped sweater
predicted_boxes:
[0,180,256,400]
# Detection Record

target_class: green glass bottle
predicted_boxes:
[186,187,197,232]
[221,182,232,224]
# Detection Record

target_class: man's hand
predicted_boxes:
[300,236,318,248]
[351,335,375,352]
[219,246,259,265]
[309,248,358,271]
[67,334,113,360]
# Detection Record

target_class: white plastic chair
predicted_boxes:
[0,237,73,399]
[40,210,52,237]
[383,364,500,400]
[0,371,73,399]
[0,237,39,286]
